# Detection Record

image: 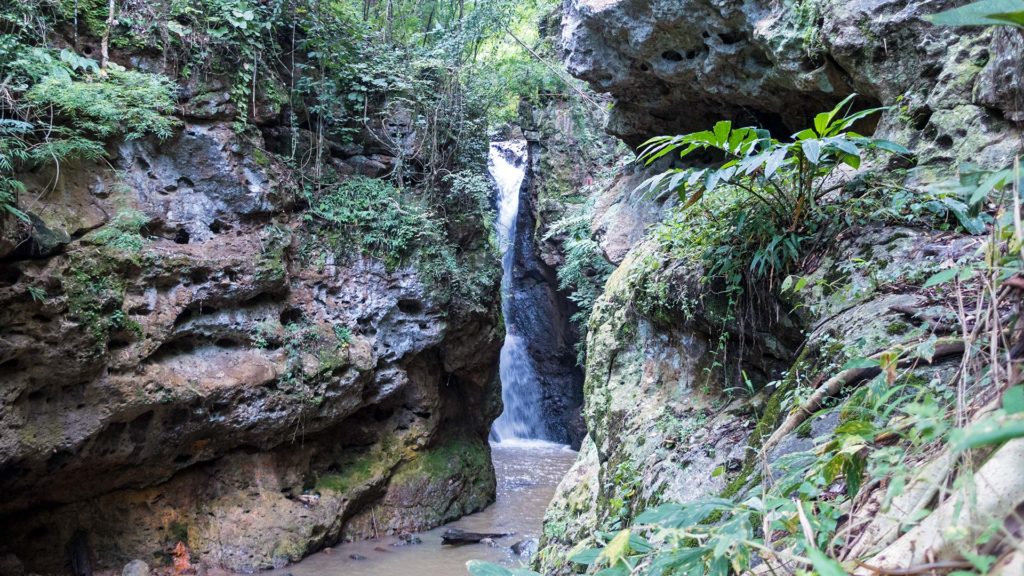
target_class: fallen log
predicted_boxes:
[441,528,512,546]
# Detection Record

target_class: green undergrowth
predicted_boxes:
[63,252,139,357]
[395,436,490,482]
[302,175,498,313]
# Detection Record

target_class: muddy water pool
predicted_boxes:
[269,441,576,576]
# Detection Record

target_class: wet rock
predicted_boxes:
[391,533,423,547]
[0,553,25,576]
[0,111,502,573]
[117,122,275,244]
[511,538,538,557]
[121,560,150,576]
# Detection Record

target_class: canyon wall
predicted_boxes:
[537,0,1023,572]
[0,49,503,576]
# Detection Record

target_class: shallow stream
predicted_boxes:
[268,441,575,576]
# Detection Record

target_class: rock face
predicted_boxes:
[536,0,1024,572]
[507,145,585,447]
[0,108,502,573]
[561,0,1021,167]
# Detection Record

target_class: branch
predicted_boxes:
[759,338,965,456]
[503,26,604,114]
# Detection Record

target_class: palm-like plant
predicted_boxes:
[635,95,910,233]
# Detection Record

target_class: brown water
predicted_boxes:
[269,441,576,576]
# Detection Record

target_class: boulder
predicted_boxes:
[121,560,150,576]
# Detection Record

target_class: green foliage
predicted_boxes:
[638,95,908,277]
[581,158,1024,574]
[879,165,1014,235]
[25,64,178,140]
[304,176,495,312]
[543,197,613,363]
[85,210,151,255]
[0,19,177,224]
[307,176,427,267]
[918,166,1022,288]
[64,254,133,355]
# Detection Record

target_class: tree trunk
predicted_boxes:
[100,0,115,70]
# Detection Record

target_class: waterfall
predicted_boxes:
[488,140,549,443]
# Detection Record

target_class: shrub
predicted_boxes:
[638,95,909,283]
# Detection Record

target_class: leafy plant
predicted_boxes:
[637,95,908,237]
[543,196,614,363]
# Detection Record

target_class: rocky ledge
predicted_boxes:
[0,112,502,573]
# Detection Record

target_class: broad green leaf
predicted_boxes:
[648,549,706,576]
[915,334,938,362]
[712,120,732,147]
[968,169,1011,206]
[815,94,856,135]
[792,128,817,141]
[597,530,632,567]
[1004,386,1024,414]
[764,147,788,178]
[844,453,866,496]
[635,499,733,528]
[841,153,862,169]
[923,267,959,288]
[871,139,911,155]
[807,548,847,576]
[927,0,1024,28]
[814,111,831,136]
[951,413,1024,451]
[570,547,603,566]
[628,534,653,553]
[802,139,822,165]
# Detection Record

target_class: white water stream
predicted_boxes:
[489,140,549,443]
[263,142,571,576]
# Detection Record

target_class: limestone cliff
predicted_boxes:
[0,38,502,576]
[537,0,1023,572]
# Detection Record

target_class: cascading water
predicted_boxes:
[488,141,549,443]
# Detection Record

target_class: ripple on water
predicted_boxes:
[265,443,577,576]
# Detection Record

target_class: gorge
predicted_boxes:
[1,0,1022,575]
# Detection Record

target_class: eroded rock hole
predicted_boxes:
[209,218,230,234]
[397,299,423,314]
[174,228,190,245]
[936,134,954,149]
[280,307,304,325]
[912,107,933,131]
[214,338,239,349]
[718,32,743,45]
[0,268,22,287]
[108,338,131,351]
[661,50,684,62]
